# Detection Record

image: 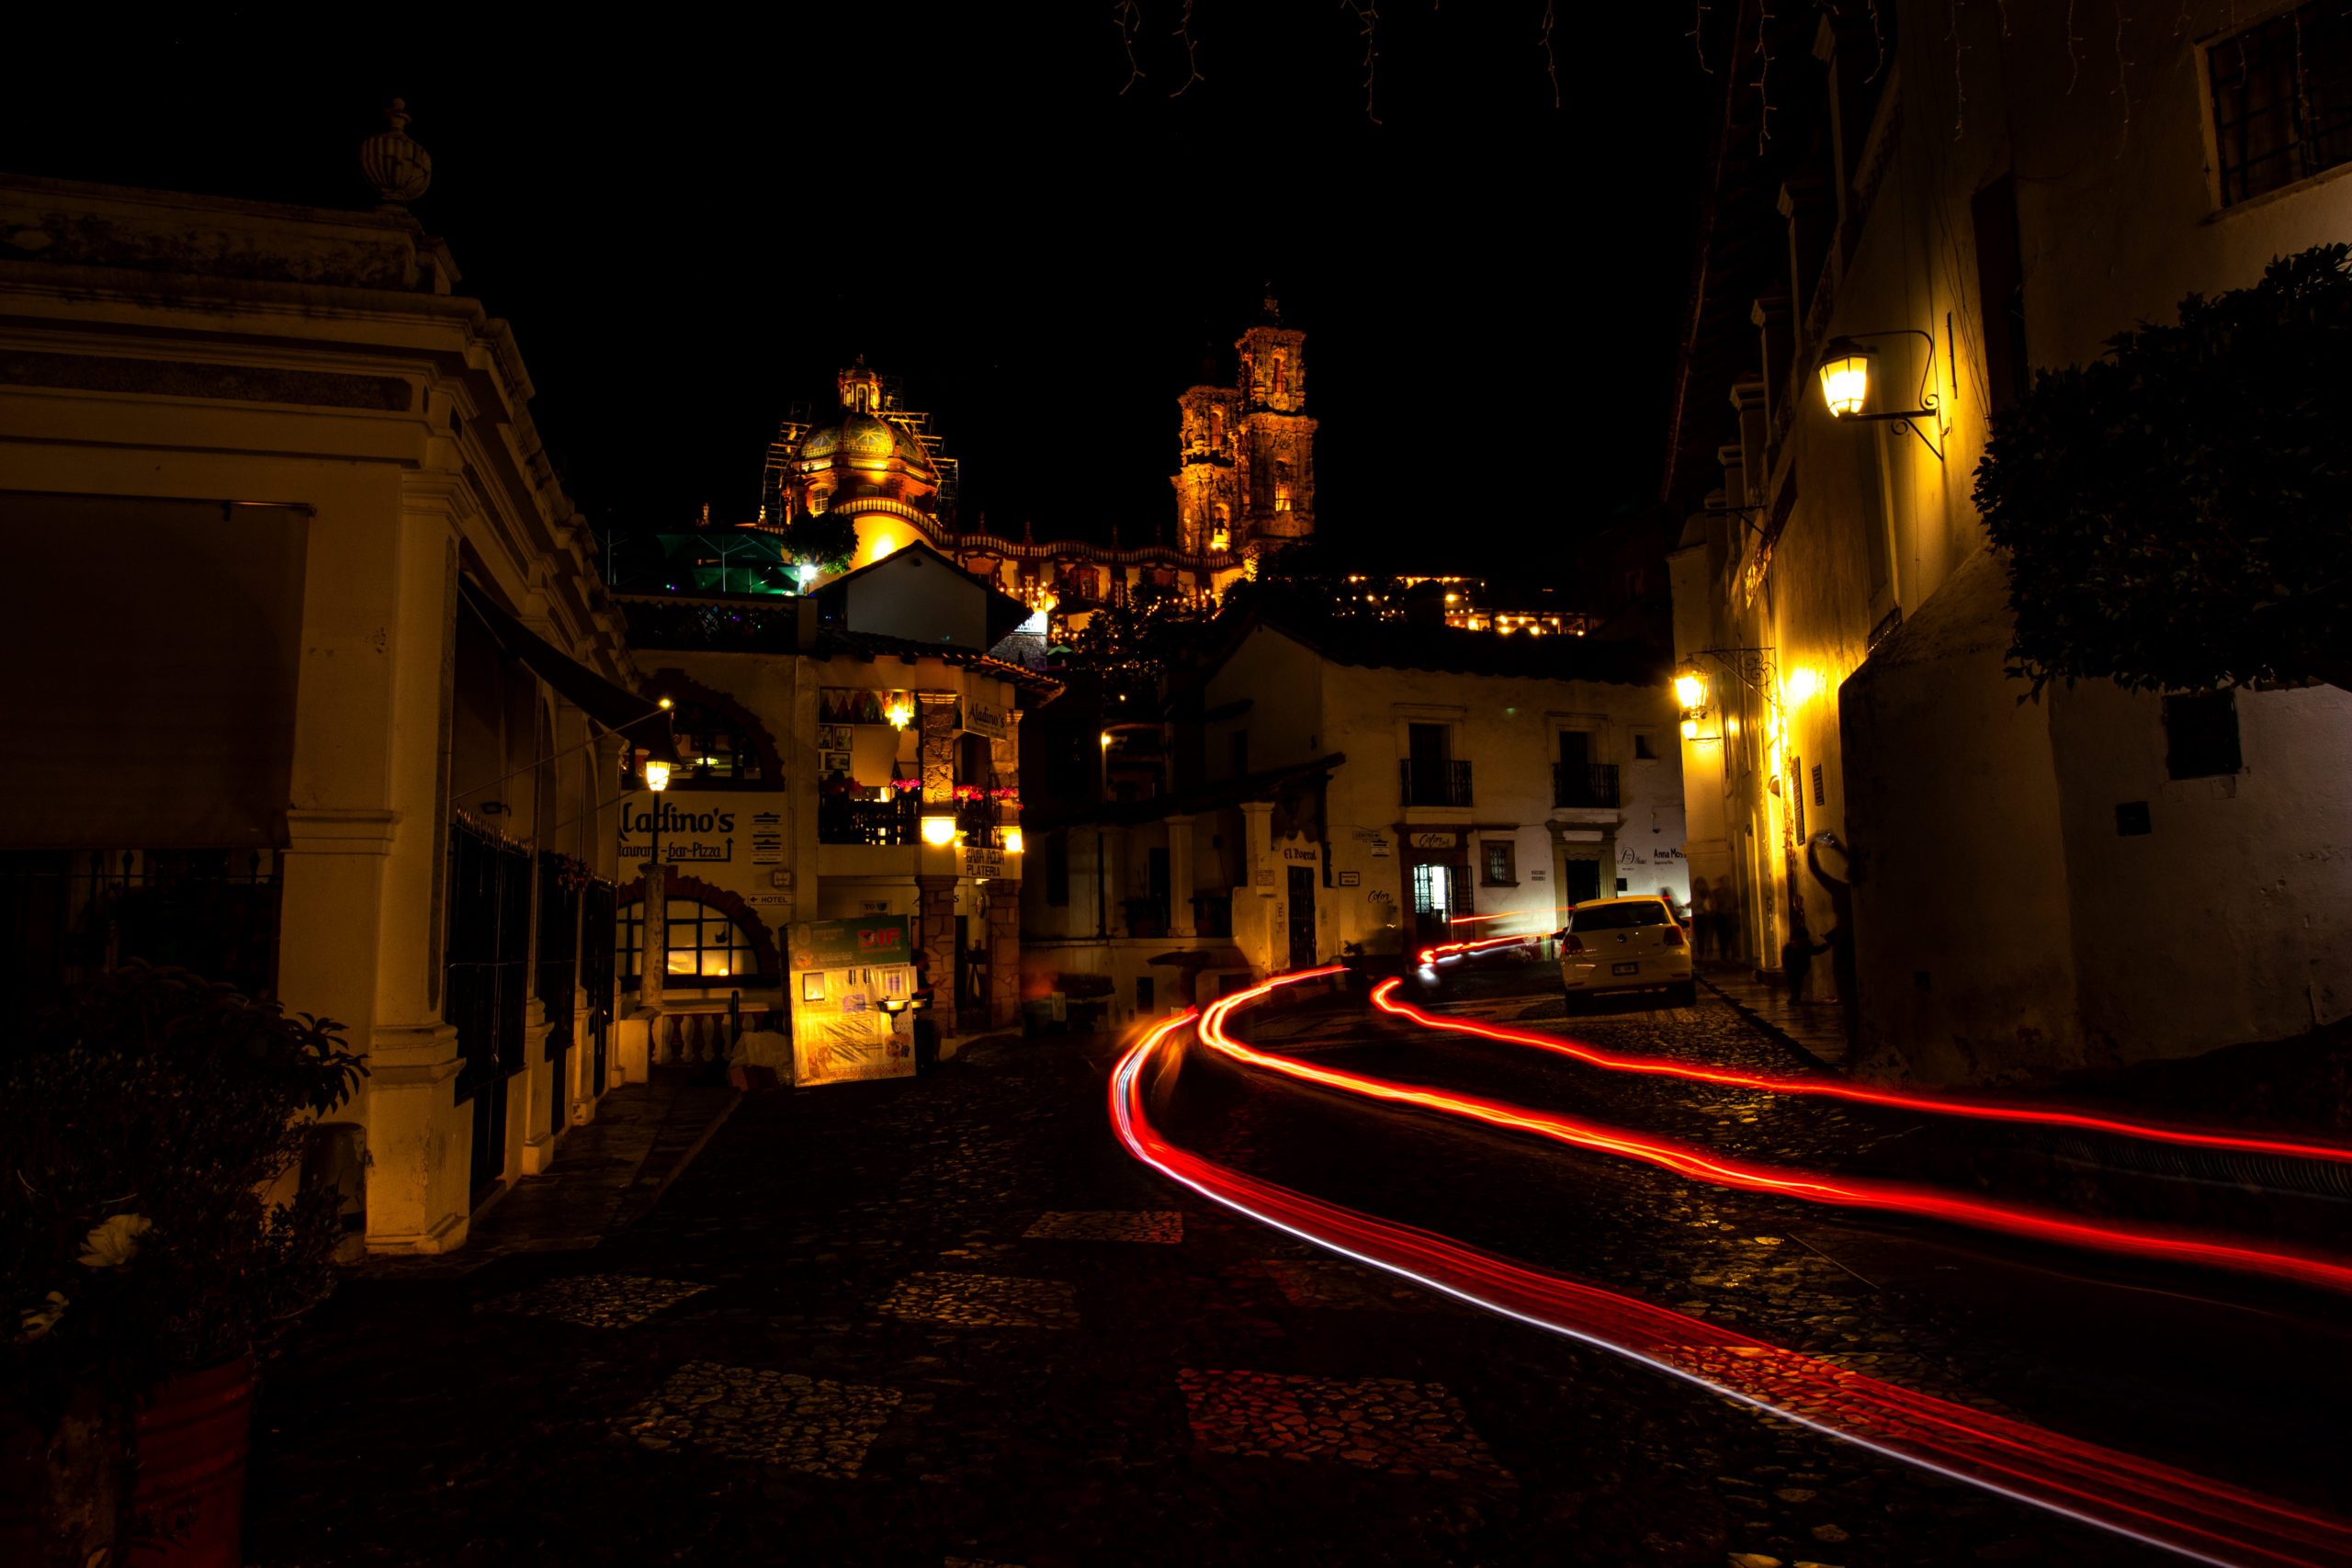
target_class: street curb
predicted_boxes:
[1698,973,1842,1077]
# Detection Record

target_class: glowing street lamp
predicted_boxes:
[1002,826,1024,855]
[1673,671,1707,710]
[921,814,957,847]
[1817,340,1873,418]
[643,758,672,793]
[1814,332,1945,459]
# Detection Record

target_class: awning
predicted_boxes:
[458,576,676,762]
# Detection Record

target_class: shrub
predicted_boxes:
[2,963,366,1428]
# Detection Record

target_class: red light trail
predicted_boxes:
[1110,1005,2352,1567]
[1417,933,1538,964]
[1368,977,2352,1170]
[1195,974,2352,1297]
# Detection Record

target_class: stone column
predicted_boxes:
[1166,814,1197,938]
[917,692,958,808]
[1239,801,1277,976]
[916,873,959,1008]
[987,880,1022,1031]
[639,856,668,1059]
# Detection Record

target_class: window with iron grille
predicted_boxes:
[618,897,761,983]
[2209,5,2352,205]
[1481,840,1517,886]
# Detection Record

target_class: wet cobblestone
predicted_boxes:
[1023,1209,1184,1243]
[876,1269,1082,1329]
[1177,1369,1512,1483]
[478,1273,711,1328]
[615,1359,904,1476]
[236,967,2329,1566]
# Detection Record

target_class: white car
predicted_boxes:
[1558,896,1696,1006]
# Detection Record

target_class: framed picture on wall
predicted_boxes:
[821,750,853,775]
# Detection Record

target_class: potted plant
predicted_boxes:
[1,962,365,1567]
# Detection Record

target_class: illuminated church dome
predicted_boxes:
[788,362,940,528]
[797,408,933,470]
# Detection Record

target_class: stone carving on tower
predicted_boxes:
[1171,291,1317,563]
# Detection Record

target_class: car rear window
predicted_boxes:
[1569,901,1670,931]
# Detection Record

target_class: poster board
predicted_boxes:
[786,916,917,1086]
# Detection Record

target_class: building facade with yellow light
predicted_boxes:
[1016,614,1678,1024]
[753,299,1319,628]
[0,154,644,1255]
[606,540,1061,1062]
[1666,2,2352,1085]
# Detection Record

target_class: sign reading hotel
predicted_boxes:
[786,916,916,1087]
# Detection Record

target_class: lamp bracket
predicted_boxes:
[1829,328,1947,462]
[1688,645,1779,695]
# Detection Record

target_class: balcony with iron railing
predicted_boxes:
[1399,758,1473,808]
[1553,762,1622,810]
[955,795,1001,848]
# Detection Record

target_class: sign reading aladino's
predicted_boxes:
[786,916,916,1088]
[617,787,786,908]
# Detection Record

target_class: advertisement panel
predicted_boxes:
[786,916,916,1087]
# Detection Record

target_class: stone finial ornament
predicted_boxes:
[360,98,433,210]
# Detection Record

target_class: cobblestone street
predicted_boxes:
[243,961,2351,1567]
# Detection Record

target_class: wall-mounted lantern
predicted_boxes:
[921,814,957,847]
[1815,333,1945,460]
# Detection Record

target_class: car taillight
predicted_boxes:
[1662,925,1685,948]
[1562,933,1587,953]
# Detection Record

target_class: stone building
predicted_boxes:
[609,541,1060,1058]
[0,121,646,1253]
[1019,615,1677,1025]
[1665,1,2352,1083]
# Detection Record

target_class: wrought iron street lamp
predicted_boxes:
[1815,333,1945,460]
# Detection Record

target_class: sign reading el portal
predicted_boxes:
[786,916,916,1088]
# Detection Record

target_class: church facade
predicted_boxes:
[755,299,1317,627]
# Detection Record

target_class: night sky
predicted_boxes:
[6,9,1711,583]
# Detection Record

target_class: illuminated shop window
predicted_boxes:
[618,898,760,982]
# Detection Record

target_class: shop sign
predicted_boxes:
[788,916,910,971]
[963,700,1009,739]
[1338,871,1361,886]
[960,843,1005,878]
[1282,846,1319,863]
[620,799,741,864]
[1410,831,1457,850]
